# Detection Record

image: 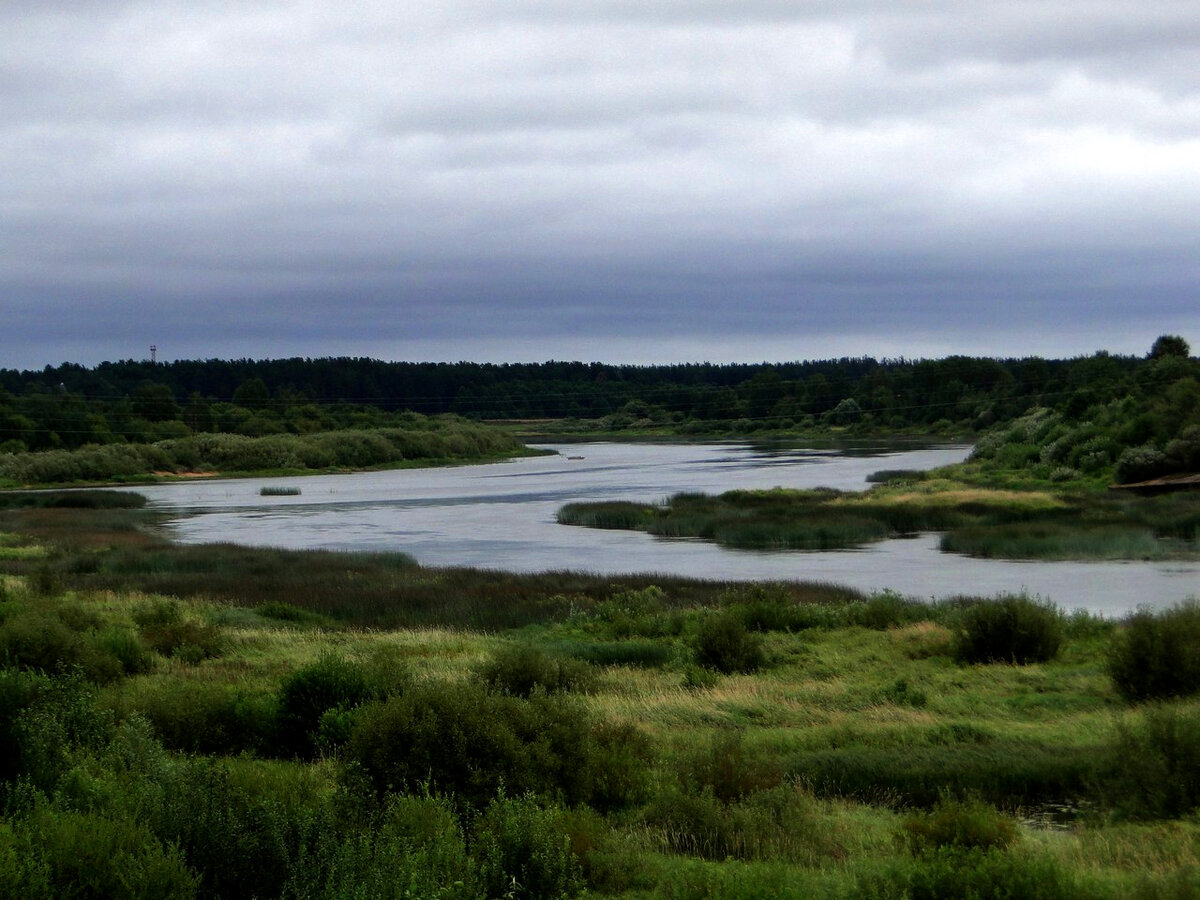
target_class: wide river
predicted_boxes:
[129,441,1198,616]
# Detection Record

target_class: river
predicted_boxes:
[128,441,1199,616]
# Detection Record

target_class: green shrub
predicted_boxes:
[693,611,765,674]
[138,619,224,664]
[0,606,126,684]
[285,792,477,900]
[94,625,153,675]
[642,784,830,863]
[857,847,1082,900]
[954,595,1064,665]
[276,653,370,758]
[0,807,197,900]
[11,669,115,792]
[1104,704,1200,819]
[348,682,639,811]
[561,639,675,669]
[845,590,925,630]
[475,644,597,697]
[125,681,275,756]
[474,795,584,900]
[680,730,782,805]
[1108,603,1200,701]
[151,760,309,900]
[590,586,677,639]
[587,720,654,814]
[901,794,1019,854]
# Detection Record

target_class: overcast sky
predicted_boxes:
[4,1,1198,370]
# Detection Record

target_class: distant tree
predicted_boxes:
[827,397,864,426]
[1150,335,1191,360]
[232,377,271,409]
[130,381,180,423]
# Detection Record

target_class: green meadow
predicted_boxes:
[1,492,1199,898]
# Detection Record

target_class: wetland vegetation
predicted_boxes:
[558,479,1200,561]
[0,492,1199,897]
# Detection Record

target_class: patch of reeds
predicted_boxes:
[259,486,301,496]
[558,484,1200,560]
[941,523,1171,560]
[788,740,1101,808]
[556,501,659,529]
[553,639,677,669]
[866,469,931,484]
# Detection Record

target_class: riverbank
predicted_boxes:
[0,419,539,489]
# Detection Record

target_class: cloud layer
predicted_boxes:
[4,1,1199,367]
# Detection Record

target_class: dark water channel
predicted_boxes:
[129,441,1199,616]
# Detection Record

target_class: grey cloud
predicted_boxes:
[1,1,1198,370]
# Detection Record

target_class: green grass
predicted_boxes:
[558,481,1200,561]
[0,503,1199,898]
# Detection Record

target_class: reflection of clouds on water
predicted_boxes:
[133,442,1196,615]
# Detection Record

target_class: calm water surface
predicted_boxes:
[130,442,1199,615]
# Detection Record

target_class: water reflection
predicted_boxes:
[128,442,1198,615]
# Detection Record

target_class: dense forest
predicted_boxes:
[2,336,1197,485]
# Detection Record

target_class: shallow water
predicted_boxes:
[128,441,1199,615]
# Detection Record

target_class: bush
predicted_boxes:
[285,792,477,900]
[680,730,782,805]
[135,601,224,664]
[857,847,1081,900]
[124,681,275,756]
[349,681,625,810]
[276,653,370,758]
[152,760,303,900]
[475,644,597,697]
[1104,704,1200,819]
[693,611,765,674]
[0,607,126,684]
[642,783,831,863]
[1108,603,1200,701]
[0,807,197,900]
[901,794,1019,855]
[474,795,584,900]
[954,596,1064,665]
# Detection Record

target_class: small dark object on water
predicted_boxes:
[260,486,302,496]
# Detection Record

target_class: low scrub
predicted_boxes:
[953,595,1064,665]
[1108,603,1200,702]
[857,847,1083,900]
[473,795,584,900]
[475,644,598,697]
[641,783,834,864]
[348,681,650,811]
[693,610,765,674]
[1103,704,1200,819]
[901,794,1019,854]
[275,653,372,758]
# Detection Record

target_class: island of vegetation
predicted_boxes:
[0,337,1197,898]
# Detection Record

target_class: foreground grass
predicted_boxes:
[1,495,1199,897]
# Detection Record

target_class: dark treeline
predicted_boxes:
[1,342,1196,469]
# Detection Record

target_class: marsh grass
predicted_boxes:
[2,502,1199,897]
[558,481,1200,560]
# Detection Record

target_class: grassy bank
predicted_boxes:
[558,475,1200,561]
[0,415,532,487]
[0,496,1199,897]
